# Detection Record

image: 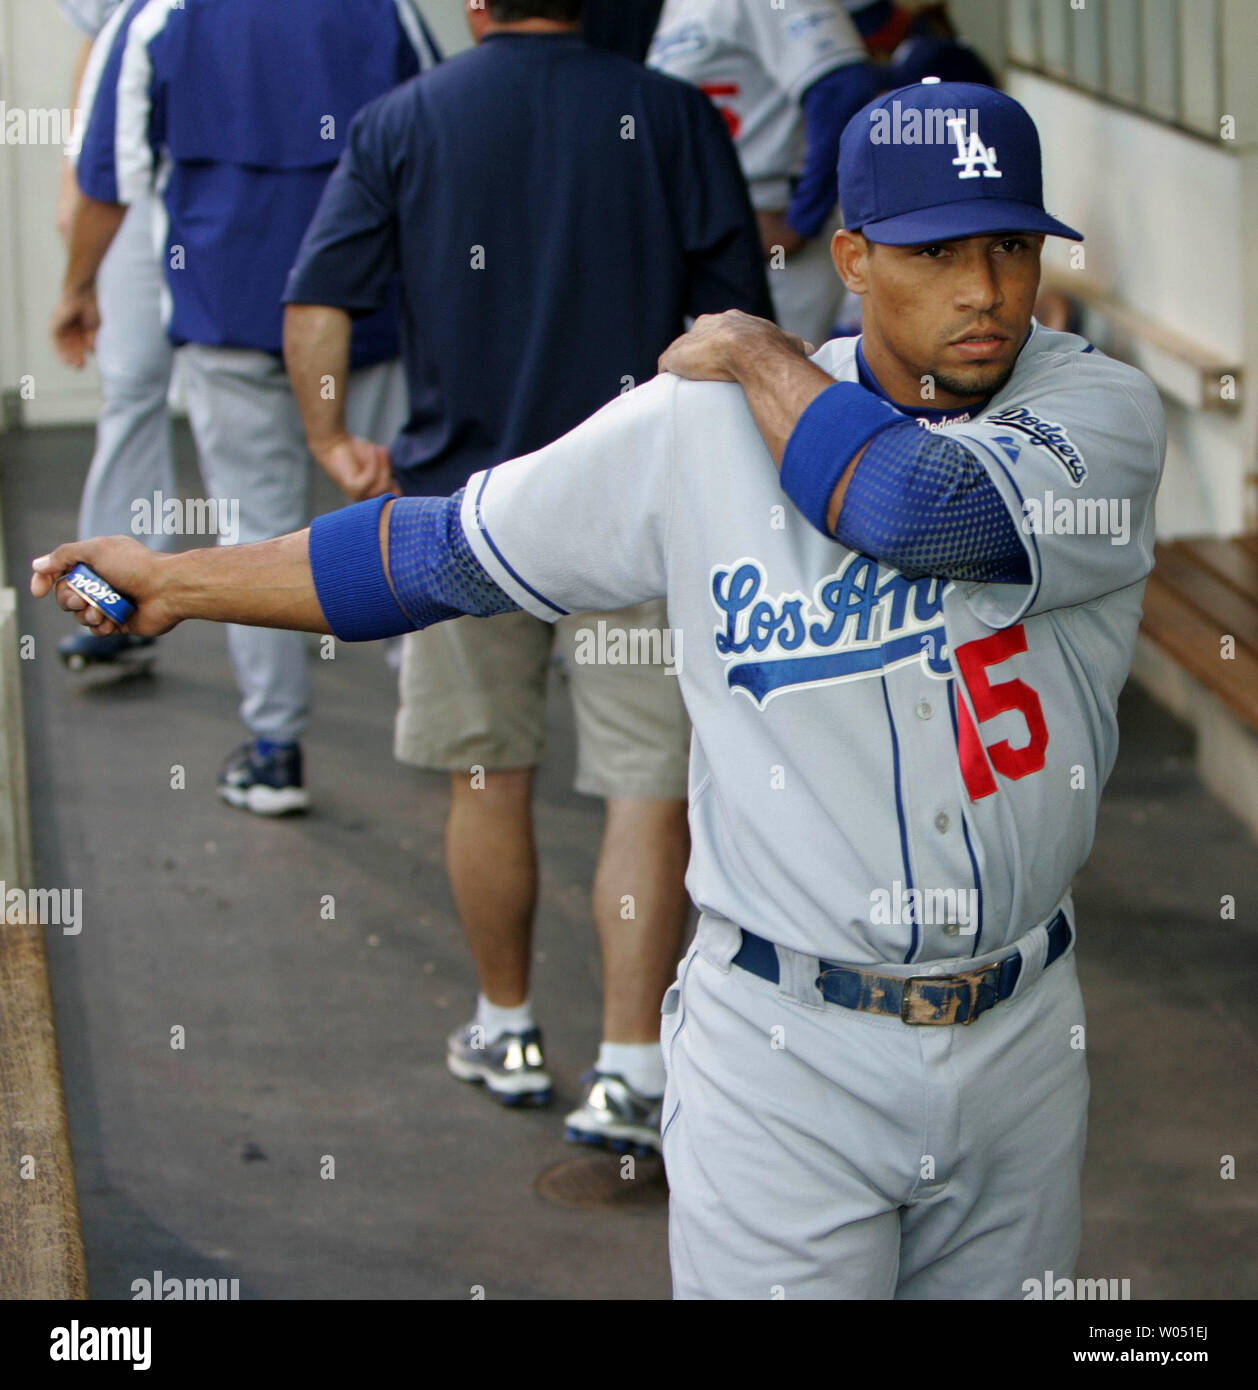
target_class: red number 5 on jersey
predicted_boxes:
[953,625,1049,801]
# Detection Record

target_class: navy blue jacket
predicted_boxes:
[285,31,772,495]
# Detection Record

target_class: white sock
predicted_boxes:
[596,1042,666,1099]
[475,994,535,1040]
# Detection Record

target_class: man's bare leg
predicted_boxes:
[593,797,691,1043]
[444,766,554,1105]
[446,767,537,1006]
[563,796,689,1146]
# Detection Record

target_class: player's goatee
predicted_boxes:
[932,360,1019,402]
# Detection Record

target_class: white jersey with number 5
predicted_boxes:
[647,0,866,210]
[460,324,1165,966]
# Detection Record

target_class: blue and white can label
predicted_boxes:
[63,564,136,625]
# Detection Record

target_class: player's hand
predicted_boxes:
[658,310,814,383]
[312,434,395,503]
[31,537,180,639]
[49,287,100,369]
[756,209,806,260]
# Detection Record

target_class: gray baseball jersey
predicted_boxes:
[461,323,1165,968]
[647,0,865,211]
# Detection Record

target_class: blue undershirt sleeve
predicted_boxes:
[307,489,521,643]
[385,489,521,629]
[786,63,880,240]
[779,381,904,533]
[836,424,1033,583]
[780,383,1033,584]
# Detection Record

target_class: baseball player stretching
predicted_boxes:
[36,82,1165,1299]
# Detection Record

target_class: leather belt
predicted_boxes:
[730,911,1071,1026]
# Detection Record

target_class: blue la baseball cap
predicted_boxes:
[838,80,1082,245]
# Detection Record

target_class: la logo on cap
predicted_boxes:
[947,116,1002,180]
[838,79,1085,244]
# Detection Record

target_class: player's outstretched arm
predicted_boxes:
[31,529,330,639]
[32,491,521,642]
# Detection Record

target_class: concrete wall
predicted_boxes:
[424,0,475,57]
[0,0,95,426]
[905,1,1258,542]
[1007,67,1258,538]
[947,0,1008,78]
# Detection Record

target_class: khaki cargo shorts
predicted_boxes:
[394,598,690,800]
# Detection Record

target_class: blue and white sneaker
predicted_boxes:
[446,1022,553,1108]
[217,740,310,816]
[58,629,155,672]
[564,1071,663,1156]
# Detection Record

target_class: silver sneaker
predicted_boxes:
[564,1071,662,1155]
[446,1022,552,1107]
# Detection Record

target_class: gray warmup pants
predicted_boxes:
[766,209,847,348]
[181,345,408,744]
[77,193,176,545]
[662,909,1090,1299]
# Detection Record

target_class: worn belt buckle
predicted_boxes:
[900,976,943,1025]
[900,971,986,1026]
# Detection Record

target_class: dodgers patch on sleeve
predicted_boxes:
[983,406,1087,487]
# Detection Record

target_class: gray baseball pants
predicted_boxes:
[661,908,1090,1299]
[181,345,407,743]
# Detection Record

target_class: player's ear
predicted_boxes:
[832,229,870,295]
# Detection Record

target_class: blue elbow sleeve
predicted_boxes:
[307,489,520,643]
[309,494,413,642]
[386,490,520,628]
[836,424,1033,584]
[780,382,905,535]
